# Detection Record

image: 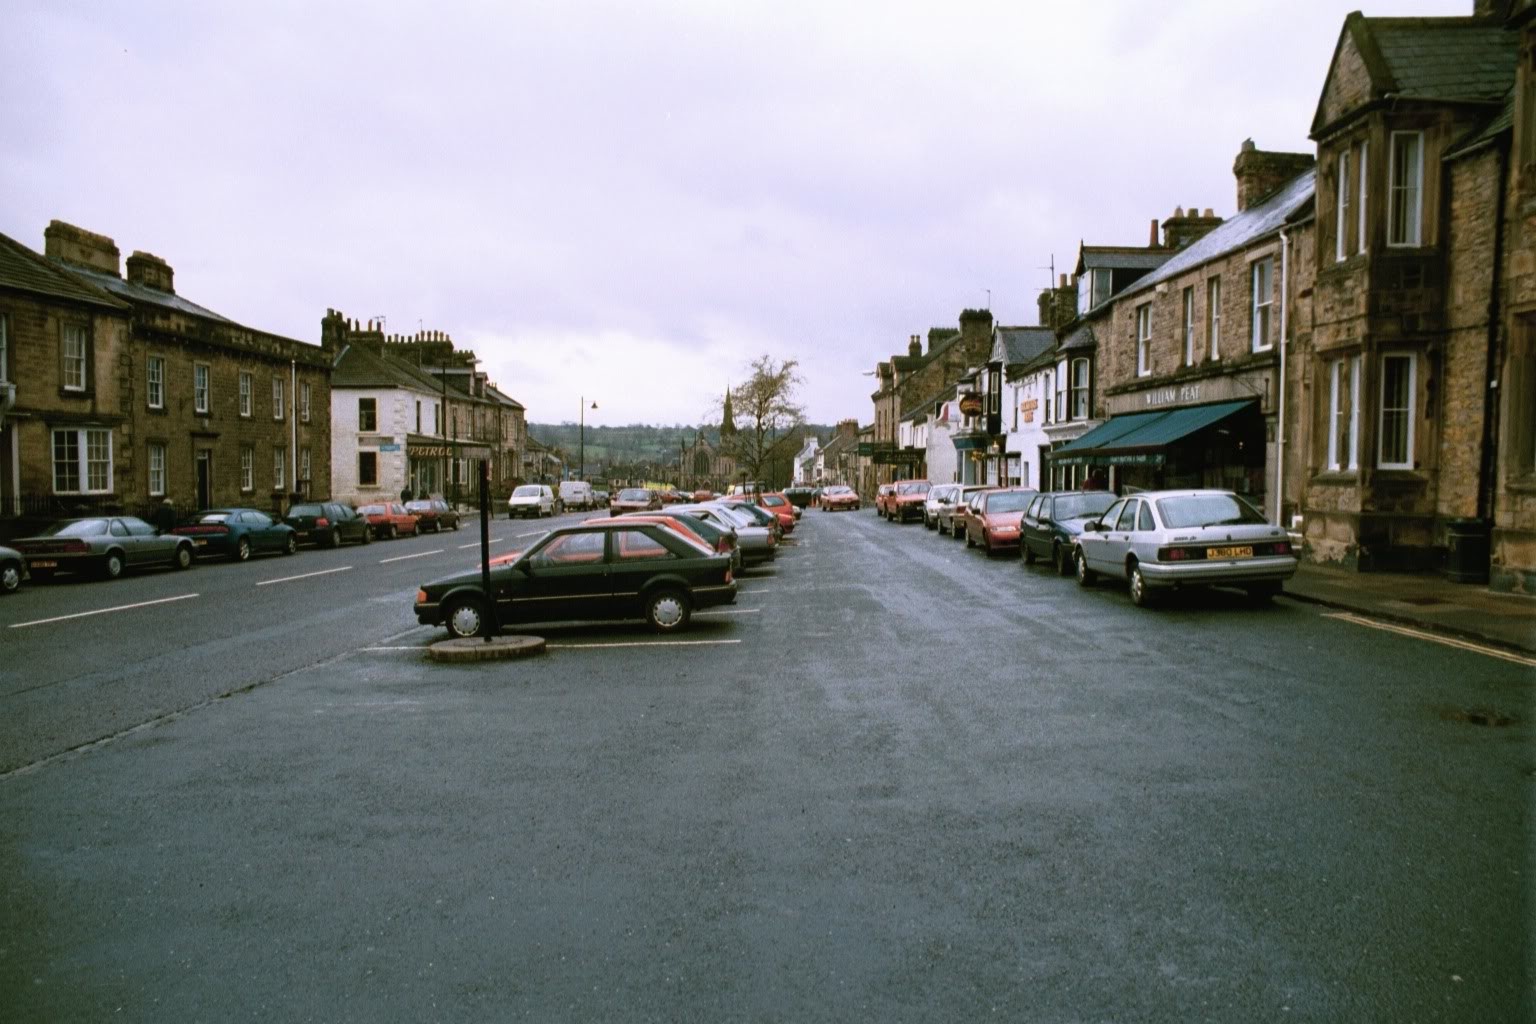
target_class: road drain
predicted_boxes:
[1440,707,1519,728]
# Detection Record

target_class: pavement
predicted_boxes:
[1283,561,1536,656]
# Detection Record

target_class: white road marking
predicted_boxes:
[379,549,444,564]
[545,639,743,649]
[359,646,430,652]
[515,530,546,538]
[694,608,760,615]
[1324,612,1536,668]
[457,537,505,550]
[9,593,200,629]
[256,566,353,587]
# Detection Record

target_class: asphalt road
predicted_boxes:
[1,506,1531,1023]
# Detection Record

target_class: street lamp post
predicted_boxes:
[579,398,598,480]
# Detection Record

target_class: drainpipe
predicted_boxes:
[1477,139,1510,522]
[1274,228,1290,527]
[290,360,298,504]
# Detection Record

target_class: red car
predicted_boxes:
[820,486,860,511]
[883,480,932,523]
[357,502,420,539]
[609,488,662,516]
[964,488,1039,554]
[874,483,897,518]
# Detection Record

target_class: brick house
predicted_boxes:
[0,229,132,530]
[1303,5,1522,572]
[12,221,332,522]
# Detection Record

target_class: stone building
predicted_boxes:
[1062,147,1316,521]
[867,316,987,485]
[0,229,131,528]
[9,221,332,521]
[1302,5,1523,573]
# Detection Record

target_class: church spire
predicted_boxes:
[721,385,737,436]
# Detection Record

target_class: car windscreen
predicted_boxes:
[357,505,385,515]
[1054,493,1117,520]
[404,501,432,512]
[512,486,543,497]
[897,482,930,495]
[985,492,1034,513]
[618,489,651,501]
[1156,494,1266,529]
[195,512,233,523]
[44,519,109,537]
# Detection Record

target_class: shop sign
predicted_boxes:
[1106,370,1273,416]
[958,393,983,417]
[874,450,924,465]
[1020,398,1038,423]
[380,443,401,452]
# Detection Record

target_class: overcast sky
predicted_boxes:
[4,0,1469,429]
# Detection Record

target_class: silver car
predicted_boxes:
[682,503,778,564]
[923,483,959,529]
[1073,489,1297,607]
[12,515,197,581]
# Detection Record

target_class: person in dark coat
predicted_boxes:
[153,498,177,534]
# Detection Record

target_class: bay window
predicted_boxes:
[1388,132,1424,247]
[1335,149,1351,262]
[1070,359,1090,420]
[1378,353,1417,469]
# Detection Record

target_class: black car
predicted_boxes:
[405,497,461,533]
[284,502,373,548]
[414,520,736,639]
[1020,490,1119,575]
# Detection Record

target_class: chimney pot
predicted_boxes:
[1149,219,1160,247]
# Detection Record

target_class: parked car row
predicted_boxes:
[413,493,807,640]
[3,495,463,591]
[887,483,1299,608]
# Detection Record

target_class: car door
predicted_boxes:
[607,525,686,616]
[1099,498,1142,575]
[1080,498,1125,573]
[1020,495,1043,554]
[239,510,277,552]
[505,530,612,623]
[121,517,165,566]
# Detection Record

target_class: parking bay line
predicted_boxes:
[1324,611,1536,668]
[256,566,353,587]
[546,639,742,650]
[9,593,200,629]
[379,549,445,564]
[695,608,760,615]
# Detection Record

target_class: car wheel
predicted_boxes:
[361,526,372,545]
[1074,548,1096,587]
[328,527,342,548]
[1128,562,1153,607]
[1054,544,1072,577]
[1022,541,1036,565]
[444,595,490,639]
[236,538,251,562]
[103,551,125,579]
[451,518,459,531]
[645,588,691,633]
[387,524,397,540]
[174,545,194,571]
[1,562,20,594]
[284,534,298,556]
[965,529,975,548]
[1246,581,1282,604]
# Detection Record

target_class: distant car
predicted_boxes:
[405,497,461,533]
[414,520,737,638]
[820,485,860,511]
[1074,489,1298,606]
[677,503,777,564]
[923,483,960,529]
[508,484,560,519]
[610,487,661,516]
[1020,490,1118,575]
[783,486,815,509]
[173,508,299,560]
[713,499,783,541]
[963,488,1038,554]
[691,489,715,502]
[753,492,798,531]
[941,486,989,538]
[883,480,932,523]
[616,510,741,572]
[0,544,22,594]
[874,483,898,518]
[356,502,420,540]
[14,516,197,580]
[285,501,373,548]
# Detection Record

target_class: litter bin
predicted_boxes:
[1444,517,1490,584]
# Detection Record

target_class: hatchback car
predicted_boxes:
[820,485,860,511]
[14,516,198,580]
[174,508,299,560]
[610,487,662,516]
[963,488,1038,554]
[1020,490,1118,575]
[414,520,736,638]
[285,501,373,548]
[405,497,461,532]
[923,483,960,529]
[1074,489,1298,606]
[356,502,420,540]
[936,485,987,536]
[507,484,560,519]
[884,480,932,523]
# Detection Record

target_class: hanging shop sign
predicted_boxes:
[958,393,983,417]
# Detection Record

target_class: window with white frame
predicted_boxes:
[274,446,287,491]
[148,442,166,496]
[300,446,311,482]
[301,381,311,423]
[147,356,165,409]
[240,447,254,491]
[0,312,9,380]
[1378,353,1417,469]
[194,364,210,414]
[1207,277,1221,359]
[239,372,252,416]
[1136,304,1152,376]
[62,324,88,391]
[1070,359,1090,420]
[1054,369,1065,422]
[1388,131,1424,247]
[52,427,113,493]
[1357,140,1369,253]
[272,377,284,420]
[1182,287,1195,365]
[1335,148,1351,262]
[1326,355,1361,472]
[1251,258,1273,352]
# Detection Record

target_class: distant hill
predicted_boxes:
[527,422,835,471]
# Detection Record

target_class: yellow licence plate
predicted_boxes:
[1207,546,1254,559]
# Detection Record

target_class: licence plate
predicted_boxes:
[30,559,58,569]
[1207,546,1253,560]
[195,539,209,547]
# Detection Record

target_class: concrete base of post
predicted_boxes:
[427,635,547,663]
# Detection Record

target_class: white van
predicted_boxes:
[559,481,595,511]
[507,484,560,519]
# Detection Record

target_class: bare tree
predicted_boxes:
[713,355,804,488]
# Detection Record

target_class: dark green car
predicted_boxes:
[414,520,737,639]
[284,502,373,548]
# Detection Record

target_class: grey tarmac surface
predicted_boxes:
[1,509,1531,1023]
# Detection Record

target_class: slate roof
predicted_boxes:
[1117,170,1316,301]
[1447,88,1516,158]
[0,231,128,312]
[61,260,235,323]
[1367,17,1517,103]
[485,384,525,411]
[332,342,445,391]
[1060,323,1097,353]
[1079,246,1170,272]
[997,326,1055,366]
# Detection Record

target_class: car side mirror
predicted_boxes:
[1083,521,1099,533]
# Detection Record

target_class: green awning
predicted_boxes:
[1051,400,1255,466]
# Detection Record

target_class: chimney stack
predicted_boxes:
[908,334,921,358]
[44,221,121,276]
[1161,206,1225,250]
[1233,139,1315,211]
[125,250,175,293]
[1149,219,1160,247]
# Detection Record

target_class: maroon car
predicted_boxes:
[964,488,1039,554]
[609,487,662,516]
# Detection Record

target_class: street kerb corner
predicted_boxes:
[428,634,547,663]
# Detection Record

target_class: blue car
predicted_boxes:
[172,508,298,561]
[1020,490,1118,575]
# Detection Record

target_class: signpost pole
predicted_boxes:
[478,461,497,641]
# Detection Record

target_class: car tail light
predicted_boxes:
[1272,541,1292,555]
[177,525,229,535]
[415,589,428,603]
[314,517,330,528]
[1158,546,1200,561]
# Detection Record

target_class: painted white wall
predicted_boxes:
[331,386,441,504]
